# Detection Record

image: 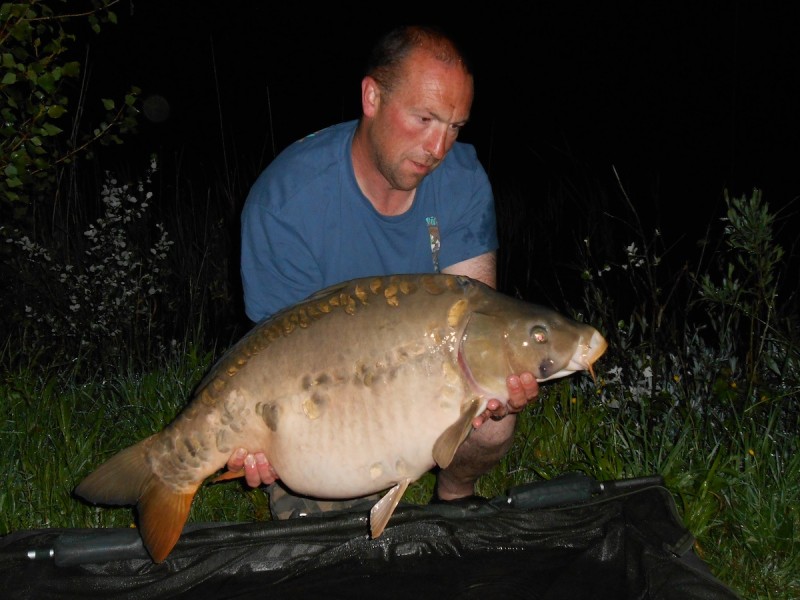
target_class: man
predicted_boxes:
[227,24,538,514]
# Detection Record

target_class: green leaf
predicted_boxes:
[62,62,80,77]
[4,164,18,177]
[47,105,66,118]
[101,98,115,110]
[1,53,15,68]
[41,123,62,136]
[37,72,56,93]
[1,72,16,85]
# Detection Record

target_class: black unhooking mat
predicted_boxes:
[0,474,741,599]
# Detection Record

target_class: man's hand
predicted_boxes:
[472,372,539,428]
[226,448,279,488]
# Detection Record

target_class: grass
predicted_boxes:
[0,346,270,532]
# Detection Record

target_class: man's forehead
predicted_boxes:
[397,52,473,118]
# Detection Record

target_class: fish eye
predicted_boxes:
[530,325,548,344]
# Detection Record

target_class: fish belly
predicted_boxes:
[265,351,468,498]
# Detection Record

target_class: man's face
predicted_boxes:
[367,49,474,191]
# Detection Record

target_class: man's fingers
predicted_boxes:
[229,449,278,487]
[254,452,278,484]
[519,372,539,399]
[472,374,540,429]
[243,454,262,487]
[507,373,539,411]
[227,447,248,472]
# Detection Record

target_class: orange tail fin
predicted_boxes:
[74,435,200,563]
[137,482,196,563]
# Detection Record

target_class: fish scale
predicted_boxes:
[74,273,607,563]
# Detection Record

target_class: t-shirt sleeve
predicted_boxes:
[240,199,322,323]
[437,152,499,269]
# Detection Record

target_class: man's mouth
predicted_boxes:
[410,159,436,172]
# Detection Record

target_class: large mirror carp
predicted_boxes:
[75,273,608,562]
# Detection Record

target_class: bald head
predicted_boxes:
[365,25,473,97]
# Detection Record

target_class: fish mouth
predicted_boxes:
[568,329,608,382]
[537,329,608,383]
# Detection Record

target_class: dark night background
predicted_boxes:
[85,2,799,302]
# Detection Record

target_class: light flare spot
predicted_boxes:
[370,462,384,480]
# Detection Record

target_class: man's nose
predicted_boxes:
[424,126,449,161]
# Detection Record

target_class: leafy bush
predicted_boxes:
[0,0,138,212]
[1,159,174,369]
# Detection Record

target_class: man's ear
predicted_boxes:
[361,76,380,117]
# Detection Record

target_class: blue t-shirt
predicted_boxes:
[240,120,498,322]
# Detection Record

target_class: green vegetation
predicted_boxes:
[1,4,798,599]
[1,0,137,209]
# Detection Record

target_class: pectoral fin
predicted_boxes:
[370,479,411,538]
[432,397,482,469]
[210,469,245,483]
